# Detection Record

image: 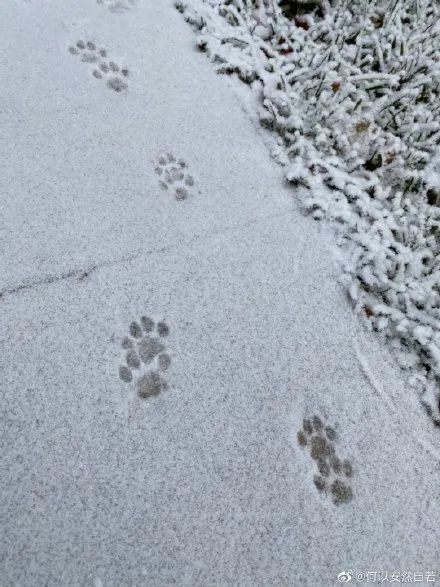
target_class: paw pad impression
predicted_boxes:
[68,40,129,92]
[298,415,354,505]
[154,152,196,201]
[118,316,171,399]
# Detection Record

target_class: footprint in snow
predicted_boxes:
[297,414,354,505]
[68,40,129,92]
[154,152,196,201]
[118,316,172,399]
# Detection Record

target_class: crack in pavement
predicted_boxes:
[0,208,293,302]
[0,254,138,301]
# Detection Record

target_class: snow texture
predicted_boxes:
[175,0,440,423]
[2,0,440,584]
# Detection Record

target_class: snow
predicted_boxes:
[1,0,440,585]
[175,0,440,424]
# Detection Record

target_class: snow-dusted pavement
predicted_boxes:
[1,1,440,585]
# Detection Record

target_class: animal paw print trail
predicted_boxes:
[297,415,354,505]
[154,153,195,201]
[118,316,171,399]
[68,41,129,92]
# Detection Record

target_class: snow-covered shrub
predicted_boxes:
[176,0,440,424]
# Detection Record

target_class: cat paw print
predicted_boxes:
[118,316,171,399]
[297,415,354,505]
[97,0,136,12]
[68,40,129,92]
[154,153,196,201]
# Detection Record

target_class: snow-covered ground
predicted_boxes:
[175,0,440,424]
[1,0,440,585]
